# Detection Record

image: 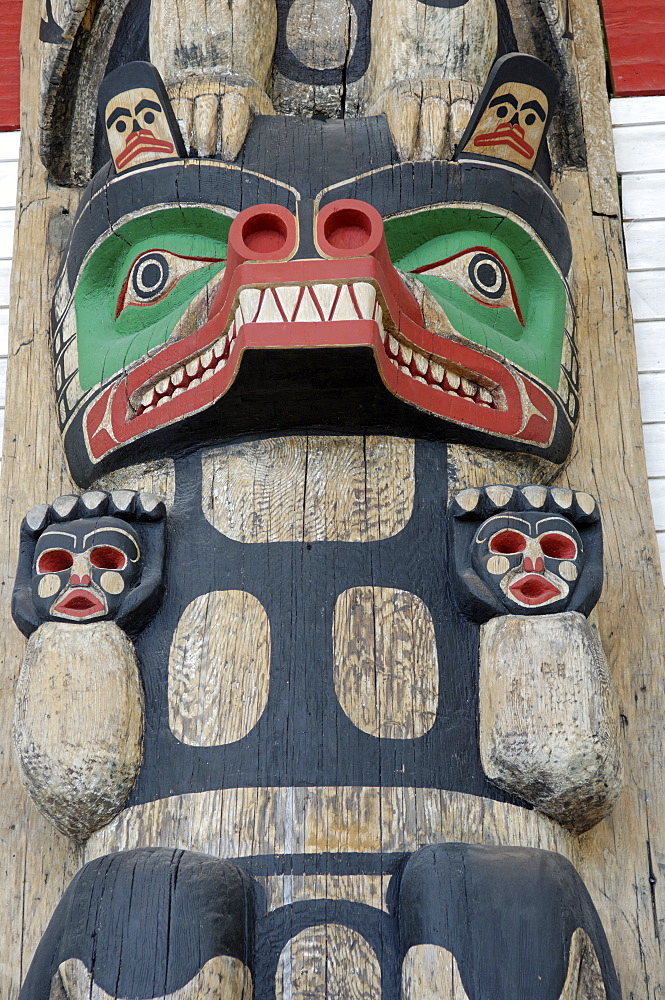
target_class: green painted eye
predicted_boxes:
[75,207,232,390]
[385,207,567,391]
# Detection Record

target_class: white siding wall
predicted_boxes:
[612,97,665,576]
[0,130,19,471]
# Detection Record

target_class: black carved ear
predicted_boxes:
[455,53,560,180]
[448,484,603,623]
[98,61,186,174]
[113,492,167,638]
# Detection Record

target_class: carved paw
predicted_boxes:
[168,75,275,161]
[368,78,478,161]
[12,490,166,638]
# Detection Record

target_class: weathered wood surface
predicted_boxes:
[14,620,144,842]
[0,2,664,999]
[479,612,622,833]
[52,955,252,1000]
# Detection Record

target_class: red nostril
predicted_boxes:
[70,573,80,585]
[317,200,384,258]
[228,204,298,262]
[242,212,288,254]
[324,208,373,250]
[81,574,91,586]
[523,557,534,573]
[535,557,544,573]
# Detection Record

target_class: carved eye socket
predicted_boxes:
[495,104,511,119]
[37,549,74,573]
[117,249,225,314]
[90,546,127,570]
[524,112,537,126]
[489,529,527,554]
[411,247,523,325]
[539,532,577,560]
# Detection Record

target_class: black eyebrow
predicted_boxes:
[106,106,131,128]
[489,93,518,110]
[521,99,546,121]
[134,99,162,115]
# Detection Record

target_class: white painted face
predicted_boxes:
[32,518,141,622]
[105,87,177,172]
[472,513,583,610]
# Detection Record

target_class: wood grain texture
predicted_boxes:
[202,435,415,543]
[560,929,606,1000]
[479,612,622,833]
[14,621,144,842]
[402,944,470,1000]
[52,955,253,1000]
[332,586,438,739]
[84,786,575,861]
[168,590,270,746]
[255,874,390,913]
[275,924,381,1000]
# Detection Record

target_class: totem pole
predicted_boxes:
[0,0,663,997]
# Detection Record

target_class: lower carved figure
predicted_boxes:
[25,844,619,1000]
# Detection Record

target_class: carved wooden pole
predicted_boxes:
[0,0,663,997]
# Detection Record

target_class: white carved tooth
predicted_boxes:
[201,368,215,382]
[429,361,445,383]
[413,375,427,384]
[446,371,461,391]
[170,368,186,387]
[314,284,338,320]
[331,284,356,321]
[255,292,284,323]
[234,307,243,329]
[239,288,261,323]
[374,303,383,329]
[156,395,169,406]
[414,353,428,375]
[142,387,158,407]
[399,364,411,375]
[186,358,200,377]
[295,287,321,323]
[214,356,227,371]
[156,377,170,395]
[354,282,376,320]
[213,336,227,359]
[275,285,301,321]
[172,387,185,397]
[479,387,493,404]
[201,349,214,369]
[461,377,476,397]
[431,382,444,392]
[388,335,399,357]
[400,344,413,365]
[188,376,202,389]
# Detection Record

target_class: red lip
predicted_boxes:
[52,588,106,618]
[508,574,562,605]
[116,129,175,170]
[473,124,535,160]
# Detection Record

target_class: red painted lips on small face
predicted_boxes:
[116,129,175,170]
[508,574,562,605]
[52,588,106,619]
[473,123,535,160]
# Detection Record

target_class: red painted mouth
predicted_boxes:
[508,574,562,605]
[52,588,106,619]
[116,129,175,170]
[473,124,535,160]
[82,200,557,465]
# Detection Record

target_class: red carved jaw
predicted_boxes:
[52,587,107,619]
[82,201,557,464]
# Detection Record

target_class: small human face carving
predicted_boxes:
[472,513,583,612]
[32,517,141,623]
[105,87,177,172]
[469,82,549,170]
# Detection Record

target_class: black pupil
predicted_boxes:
[496,105,509,118]
[144,111,155,125]
[116,120,127,133]
[468,253,507,301]
[525,113,536,126]
[477,263,497,287]
[132,253,170,300]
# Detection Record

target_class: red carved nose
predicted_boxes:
[70,573,91,586]
[523,556,544,573]
[317,200,384,257]
[227,204,298,263]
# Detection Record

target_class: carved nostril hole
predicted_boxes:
[241,213,288,254]
[323,208,373,250]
